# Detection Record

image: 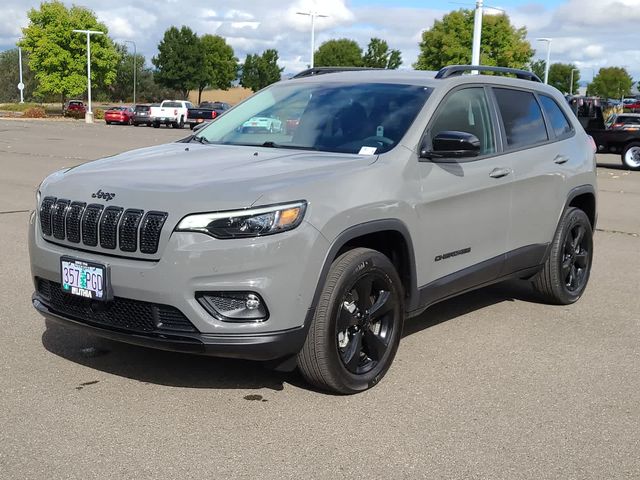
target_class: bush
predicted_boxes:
[94,108,105,120]
[23,106,46,118]
[0,102,42,112]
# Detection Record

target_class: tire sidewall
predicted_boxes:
[622,143,640,171]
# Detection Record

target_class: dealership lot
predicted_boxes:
[1,119,639,478]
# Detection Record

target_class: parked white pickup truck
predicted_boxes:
[149,100,194,129]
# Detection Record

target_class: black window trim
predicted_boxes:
[421,84,504,163]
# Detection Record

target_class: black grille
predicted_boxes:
[81,204,103,247]
[51,199,70,240]
[140,212,168,254]
[40,196,56,236]
[119,209,143,252]
[36,278,197,334]
[65,202,86,243]
[40,197,167,255]
[99,206,124,249]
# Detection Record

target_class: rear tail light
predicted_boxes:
[612,123,623,129]
[211,111,217,119]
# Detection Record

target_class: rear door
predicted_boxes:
[491,87,571,268]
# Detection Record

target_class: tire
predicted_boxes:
[105,121,111,125]
[532,207,593,305]
[189,124,194,130]
[133,122,139,127]
[153,122,159,128]
[297,248,404,394]
[622,142,640,170]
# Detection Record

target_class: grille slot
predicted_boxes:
[140,212,168,254]
[82,204,103,247]
[65,202,86,243]
[99,206,124,249]
[40,196,57,236]
[37,279,197,333]
[51,199,70,240]
[118,209,143,252]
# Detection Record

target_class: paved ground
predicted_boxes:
[1,119,639,479]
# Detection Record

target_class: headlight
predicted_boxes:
[176,201,307,239]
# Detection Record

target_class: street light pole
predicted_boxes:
[471,0,484,68]
[123,40,137,104]
[536,38,552,84]
[72,29,104,123]
[570,68,579,95]
[17,45,24,103]
[296,11,328,69]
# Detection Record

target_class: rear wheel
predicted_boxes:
[622,142,640,170]
[297,248,404,394]
[533,207,593,304]
[153,122,159,128]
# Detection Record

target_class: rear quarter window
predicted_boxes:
[494,88,548,148]
[539,95,573,138]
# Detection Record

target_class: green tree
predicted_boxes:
[0,49,39,102]
[588,67,633,99]
[529,61,580,93]
[315,39,363,67]
[239,49,283,92]
[194,34,237,104]
[362,38,402,69]
[152,26,201,99]
[414,9,533,70]
[20,1,119,105]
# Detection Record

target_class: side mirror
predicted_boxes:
[419,131,481,162]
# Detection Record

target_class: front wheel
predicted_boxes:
[297,248,404,394]
[532,207,593,304]
[622,142,640,170]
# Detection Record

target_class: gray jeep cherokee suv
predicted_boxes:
[29,65,597,394]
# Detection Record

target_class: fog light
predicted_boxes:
[197,292,269,322]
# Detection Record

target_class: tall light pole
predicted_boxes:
[296,11,328,69]
[17,42,24,103]
[570,68,579,95]
[72,29,104,123]
[536,38,552,84]
[123,40,137,104]
[471,0,484,68]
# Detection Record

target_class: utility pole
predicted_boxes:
[296,11,328,68]
[471,0,483,68]
[123,40,137,104]
[72,29,104,123]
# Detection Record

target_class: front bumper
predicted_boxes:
[34,295,307,360]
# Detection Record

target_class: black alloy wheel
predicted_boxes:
[562,222,590,293]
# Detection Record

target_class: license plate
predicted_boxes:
[197,119,203,123]
[60,256,110,301]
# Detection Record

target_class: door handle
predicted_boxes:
[554,155,569,165]
[489,167,512,179]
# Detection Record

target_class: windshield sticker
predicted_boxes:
[359,146,377,155]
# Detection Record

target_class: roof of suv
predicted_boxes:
[287,66,551,92]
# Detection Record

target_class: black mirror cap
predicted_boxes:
[420,131,481,160]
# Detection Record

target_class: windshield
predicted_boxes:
[194,82,432,154]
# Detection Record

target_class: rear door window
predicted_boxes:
[539,95,573,138]
[494,88,548,148]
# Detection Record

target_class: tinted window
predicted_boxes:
[617,116,640,124]
[430,87,495,156]
[164,102,181,108]
[539,95,573,138]
[135,105,150,112]
[494,88,548,147]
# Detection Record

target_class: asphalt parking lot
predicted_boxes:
[1,119,639,479]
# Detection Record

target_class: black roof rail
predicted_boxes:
[292,67,385,79]
[435,65,542,83]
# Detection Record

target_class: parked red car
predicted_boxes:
[105,106,135,125]
[63,100,86,118]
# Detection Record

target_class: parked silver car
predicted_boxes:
[30,65,597,393]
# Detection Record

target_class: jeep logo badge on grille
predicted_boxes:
[92,189,116,201]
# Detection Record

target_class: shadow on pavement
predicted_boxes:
[42,279,542,391]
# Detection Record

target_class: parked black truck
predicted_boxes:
[570,97,640,170]
[186,101,231,130]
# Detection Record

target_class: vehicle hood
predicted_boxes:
[41,142,377,215]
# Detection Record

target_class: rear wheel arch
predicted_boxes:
[566,186,597,229]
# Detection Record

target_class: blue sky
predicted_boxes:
[1,0,639,80]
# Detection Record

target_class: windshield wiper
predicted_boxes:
[259,141,318,151]
[190,135,210,144]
